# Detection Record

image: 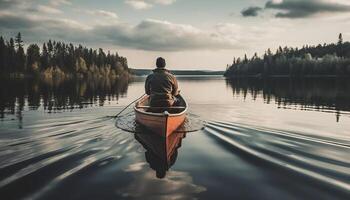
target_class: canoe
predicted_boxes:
[134,95,188,137]
[135,131,186,178]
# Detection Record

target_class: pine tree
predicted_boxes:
[253,52,258,59]
[14,33,25,72]
[27,44,40,72]
[8,38,16,73]
[41,43,49,70]
[267,48,272,56]
[338,33,343,46]
[97,48,105,67]
[15,32,23,49]
[0,33,129,76]
[47,40,53,58]
[0,36,5,73]
[16,46,25,72]
[338,33,343,57]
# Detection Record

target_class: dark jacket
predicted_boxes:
[145,68,179,106]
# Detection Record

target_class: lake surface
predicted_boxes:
[0,76,349,200]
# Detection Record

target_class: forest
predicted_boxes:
[0,33,129,78]
[225,34,350,78]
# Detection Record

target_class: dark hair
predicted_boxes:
[156,57,166,68]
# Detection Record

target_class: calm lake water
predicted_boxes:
[0,76,349,200]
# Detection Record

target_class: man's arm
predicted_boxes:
[171,75,179,96]
[145,75,152,95]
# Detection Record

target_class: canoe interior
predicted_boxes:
[135,95,187,114]
[134,95,188,137]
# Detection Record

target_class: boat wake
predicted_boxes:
[0,110,206,199]
[115,112,206,133]
[0,114,137,199]
[204,121,350,194]
[1,110,349,199]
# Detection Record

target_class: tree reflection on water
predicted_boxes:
[226,78,350,122]
[0,76,129,121]
[1,76,349,124]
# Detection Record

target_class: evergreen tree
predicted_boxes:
[253,53,258,60]
[267,48,272,56]
[8,38,16,73]
[0,36,5,73]
[338,33,343,57]
[47,40,53,59]
[15,33,25,72]
[338,33,343,46]
[15,33,23,49]
[16,46,26,72]
[97,48,105,67]
[225,33,350,77]
[41,43,49,70]
[0,33,129,76]
[27,44,40,72]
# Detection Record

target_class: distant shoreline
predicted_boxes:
[225,74,350,79]
[130,68,225,76]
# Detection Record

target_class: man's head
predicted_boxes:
[156,57,166,68]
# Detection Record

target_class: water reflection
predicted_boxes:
[0,76,129,121]
[135,130,186,179]
[0,76,349,199]
[226,78,350,122]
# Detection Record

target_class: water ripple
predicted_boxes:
[0,115,136,196]
[204,121,350,193]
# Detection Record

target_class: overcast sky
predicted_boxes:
[1,0,350,70]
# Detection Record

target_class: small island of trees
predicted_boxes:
[0,33,129,79]
[225,34,350,78]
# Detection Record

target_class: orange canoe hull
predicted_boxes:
[134,95,187,137]
[135,112,186,137]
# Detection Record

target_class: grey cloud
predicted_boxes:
[0,14,237,51]
[0,0,22,9]
[49,0,72,7]
[241,6,263,17]
[241,0,350,19]
[0,14,36,29]
[0,13,90,43]
[266,0,350,18]
[87,10,118,19]
[0,0,69,14]
[26,5,62,14]
[93,19,236,51]
[125,0,176,10]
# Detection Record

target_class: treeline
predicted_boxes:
[130,69,225,76]
[0,33,129,78]
[225,34,350,77]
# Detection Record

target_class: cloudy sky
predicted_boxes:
[1,0,350,70]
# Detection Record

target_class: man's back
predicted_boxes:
[145,68,179,107]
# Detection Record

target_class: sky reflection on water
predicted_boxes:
[0,76,349,199]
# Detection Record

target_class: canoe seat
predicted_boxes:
[136,106,186,109]
[136,106,186,114]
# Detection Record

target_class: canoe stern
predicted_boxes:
[134,95,188,137]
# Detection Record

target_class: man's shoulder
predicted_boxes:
[147,72,157,77]
[151,68,176,79]
[146,73,154,81]
[164,71,176,79]
[160,69,174,76]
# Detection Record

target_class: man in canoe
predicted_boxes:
[145,57,179,107]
